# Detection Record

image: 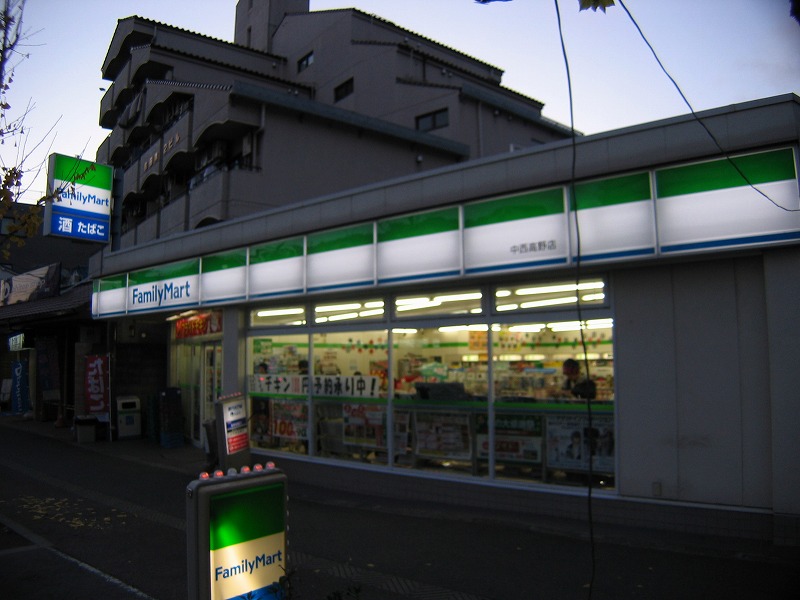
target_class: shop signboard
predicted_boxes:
[569,172,656,262]
[377,208,461,284]
[0,264,61,306]
[249,238,304,299]
[127,259,200,314]
[201,250,247,304]
[656,148,800,254]
[11,360,30,414]
[186,466,287,600]
[216,394,250,458]
[175,312,223,339]
[463,188,567,274]
[307,224,373,292]
[45,153,113,243]
[84,354,110,416]
[546,414,614,473]
[91,148,800,320]
[92,274,128,317]
[250,374,381,398]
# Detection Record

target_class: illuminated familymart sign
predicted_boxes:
[45,153,113,243]
[93,148,800,319]
[186,467,288,600]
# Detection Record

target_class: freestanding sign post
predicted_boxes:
[214,393,252,472]
[186,464,288,600]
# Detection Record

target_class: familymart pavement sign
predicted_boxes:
[186,463,288,600]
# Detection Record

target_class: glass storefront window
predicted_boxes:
[311,330,390,463]
[243,280,615,490]
[395,289,482,318]
[495,278,606,313]
[251,305,307,327]
[248,333,310,454]
[392,325,488,477]
[492,319,614,488]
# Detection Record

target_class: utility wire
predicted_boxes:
[618,0,799,212]
[554,2,596,598]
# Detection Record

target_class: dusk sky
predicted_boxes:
[5,0,798,203]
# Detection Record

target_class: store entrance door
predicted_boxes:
[201,343,222,448]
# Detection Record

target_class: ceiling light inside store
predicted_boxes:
[433,292,482,303]
[519,296,578,309]
[508,324,546,332]
[515,281,604,296]
[392,328,418,334]
[495,290,512,298]
[439,324,488,332]
[359,308,385,317]
[257,307,304,317]
[581,293,606,302]
[547,318,614,332]
[396,299,441,311]
[315,303,362,313]
[363,301,385,309]
[496,303,519,311]
[326,312,360,321]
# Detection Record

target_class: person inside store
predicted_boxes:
[561,358,597,400]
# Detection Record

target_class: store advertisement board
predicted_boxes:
[84,354,110,416]
[45,153,113,242]
[342,403,386,447]
[546,414,614,473]
[269,399,309,441]
[414,411,472,460]
[218,394,249,456]
[476,414,543,463]
[186,469,287,600]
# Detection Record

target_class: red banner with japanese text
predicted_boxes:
[84,354,110,416]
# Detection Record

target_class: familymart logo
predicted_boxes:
[131,280,193,308]
[215,549,283,582]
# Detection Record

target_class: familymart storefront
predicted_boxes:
[91,107,800,544]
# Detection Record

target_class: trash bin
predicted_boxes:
[74,415,98,443]
[117,396,142,439]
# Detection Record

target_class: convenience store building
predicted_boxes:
[89,94,800,545]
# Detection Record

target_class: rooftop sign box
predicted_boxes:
[45,153,113,243]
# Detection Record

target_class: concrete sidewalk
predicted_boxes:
[3,412,799,570]
[0,413,210,476]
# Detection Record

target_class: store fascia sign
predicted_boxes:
[8,333,24,351]
[45,153,113,243]
[92,147,800,319]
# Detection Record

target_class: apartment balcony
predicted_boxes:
[192,99,260,145]
[122,154,143,202]
[161,113,193,168]
[130,45,172,85]
[187,167,226,228]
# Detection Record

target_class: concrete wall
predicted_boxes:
[614,255,773,509]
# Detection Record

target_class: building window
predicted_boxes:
[334,78,354,102]
[297,51,314,73]
[243,280,615,489]
[416,108,449,132]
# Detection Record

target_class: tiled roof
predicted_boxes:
[0,282,92,324]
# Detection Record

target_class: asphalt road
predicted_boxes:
[1,423,798,600]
